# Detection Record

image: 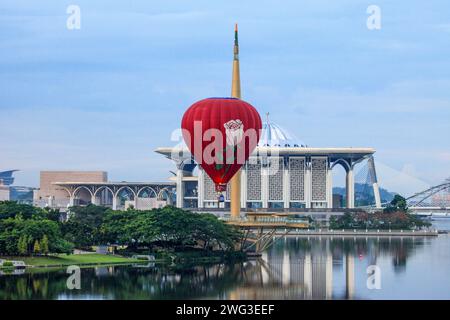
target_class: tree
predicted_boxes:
[41,235,49,255]
[61,204,110,249]
[33,240,41,255]
[0,201,42,220]
[100,209,141,245]
[1,202,240,256]
[44,208,62,222]
[27,235,33,254]
[193,213,241,251]
[17,236,28,255]
[0,202,74,256]
[384,194,408,213]
[100,206,242,252]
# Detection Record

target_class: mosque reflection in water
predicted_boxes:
[230,238,336,300]
[0,236,429,300]
[232,236,418,300]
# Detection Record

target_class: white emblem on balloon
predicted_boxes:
[224,119,244,146]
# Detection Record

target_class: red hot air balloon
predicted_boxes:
[181,97,262,192]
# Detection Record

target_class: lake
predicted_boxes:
[1,220,450,300]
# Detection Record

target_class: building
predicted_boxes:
[0,170,18,186]
[0,170,18,201]
[9,186,35,204]
[34,171,107,208]
[33,171,175,211]
[156,126,379,210]
[0,184,10,201]
[155,27,381,211]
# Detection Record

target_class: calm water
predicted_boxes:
[1,220,450,300]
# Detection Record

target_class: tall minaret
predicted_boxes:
[231,23,241,98]
[230,23,242,219]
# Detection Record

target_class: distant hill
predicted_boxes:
[333,183,396,207]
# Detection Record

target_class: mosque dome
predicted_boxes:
[257,115,306,148]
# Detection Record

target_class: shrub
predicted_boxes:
[3,261,13,267]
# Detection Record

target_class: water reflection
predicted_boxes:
[228,236,423,300]
[1,233,450,300]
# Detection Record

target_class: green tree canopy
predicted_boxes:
[1,201,241,256]
[100,206,241,251]
[0,201,73,255]
[61,204,110,249]
[384,194,408,213]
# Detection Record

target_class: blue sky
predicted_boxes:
[1,0,449,195]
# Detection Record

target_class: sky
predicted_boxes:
[1,0,449,196]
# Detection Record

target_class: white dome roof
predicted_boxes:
[258,118,306,148]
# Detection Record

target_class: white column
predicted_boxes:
[112,196,117,210]
[283,165,290,209]
[69,193,74,207]
[133,192,137,209]
[346,253,355,299]
[91,194,96,205]
[304,253,312,299]
[346,167,355,208]
[282,251,291,286]
[326,245,333,299]
[47,196,54,208]
[327,166,333,209]
[261,251,269,285]
[240,168,247,209]
[176,169,184,208]
[197,168,204,208]
[373,182,382,209]
[305,161,312,209]
[261,164,269,209]
[367,156,382,208]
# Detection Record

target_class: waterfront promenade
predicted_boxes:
[276,228,440,237]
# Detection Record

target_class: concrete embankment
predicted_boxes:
[275,229,439,237]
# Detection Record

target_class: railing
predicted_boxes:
[274,228,439,236]
[34,199,70,209]
[222,216,310,228]
[222,216,308,223]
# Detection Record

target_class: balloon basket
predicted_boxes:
[215,184,227,193]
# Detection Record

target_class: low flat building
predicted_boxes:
[34,171,175,211]
[34,171,107,208]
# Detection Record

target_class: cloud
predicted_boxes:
[376,161,431,197]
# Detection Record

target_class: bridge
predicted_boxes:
[224,213,310,229]
[360,178,450,216]
[37,181,176,211]
[405,179,450,215]
[222,212,310,253]
[193,208,346,252]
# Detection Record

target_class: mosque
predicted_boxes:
[33,26,381,213]
[155,25,381,211]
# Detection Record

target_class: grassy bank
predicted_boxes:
[1,254,141,268]
[1,250,247,269]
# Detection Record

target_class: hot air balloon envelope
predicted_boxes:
[181,97,262,192]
